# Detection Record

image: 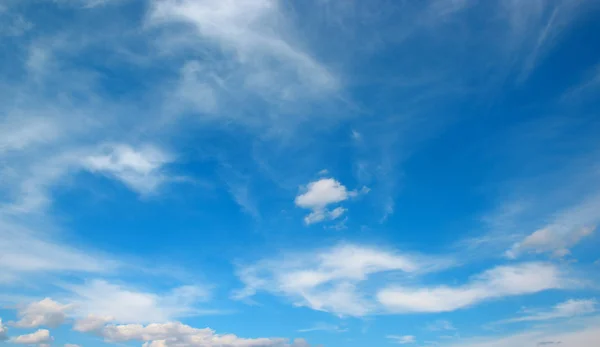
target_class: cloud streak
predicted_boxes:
[497,299,597,324]
[378,263,567,313]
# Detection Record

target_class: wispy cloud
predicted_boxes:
[149,0,339,123]
[496,299,597,324]
[506,192,600,259]
[65,280,211,324]
[234,243,426,316]
[441,315,600,347]
[387,335,416,344]
[0,219,118,285]
[426,320,456,332]
[378,263,568,313]
[298,322,347,333]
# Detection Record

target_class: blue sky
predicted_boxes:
[1,0,600,347]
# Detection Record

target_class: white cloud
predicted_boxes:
[83,144,173,195]
[72,314,114,333]
[234,243,437,316]
[66,280,210,324]
[506,192,600,258]
[0,318,8,341]
[93,321,310,347]
[297,322,347,333]
[0,219,118,284]
[2,143,175,215]
[149,0,337,108]
[13,298,72,328]
[497,299,597,324]
[507,225,595,259]
[441,316,600,347]
[11,329,53,345]
[563,63,600,101]
[295,178,350,209]
[328,206,346,220]
[295,178,366,225]
[171,60,219,116]
[0,116,60,154]
[426,320,456,331]
[387,335,416,344]
[64,344,81,347]
[304,206,347,225]
[378,262,566,313]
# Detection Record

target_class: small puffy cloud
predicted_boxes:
[94,321,310,347]
[72,314,114,333]
[0,318,8,341]
[11,329,53,345]
[507,226,595,259]
[498,299,597,324]
[295,178,350,209]
[378,262,565,313]
[295,178,367,225]
[64,344,81,347]
[387,335,416,344]
[13,298,72,328]
[82,144,173,195]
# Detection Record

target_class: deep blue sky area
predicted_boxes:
[1,1,600,347]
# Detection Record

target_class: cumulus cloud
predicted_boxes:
[64,344,81,347]
[13,298,72,328]
[377,263,566,313]
[387,335,416,344]
[92,321,310,347]
[67,280,210,324]
[233,243,438,316]
[11,329,53,345]
[497,299,597,324]
[295,178,367,225]
[83,144,173,195]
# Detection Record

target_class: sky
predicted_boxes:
[1,0,600,347]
